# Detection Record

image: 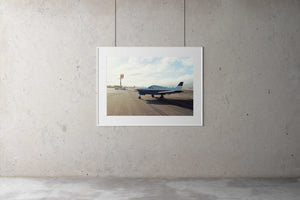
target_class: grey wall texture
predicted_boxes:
[0,0,299,177]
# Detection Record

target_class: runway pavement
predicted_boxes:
[107,88,193,116]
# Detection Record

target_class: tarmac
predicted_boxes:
[107,88,193,116]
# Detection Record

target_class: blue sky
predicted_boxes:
[107,57,193,88]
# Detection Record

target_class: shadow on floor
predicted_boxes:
[145,98,193,110]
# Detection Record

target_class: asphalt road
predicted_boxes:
[107,88,193,116]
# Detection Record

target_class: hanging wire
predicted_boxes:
[115,0,116,46]
[114,0,185,46]
[184,0,186,46]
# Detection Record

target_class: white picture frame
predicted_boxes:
[97,47,203,126]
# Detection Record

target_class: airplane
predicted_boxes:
[136,82,184,99]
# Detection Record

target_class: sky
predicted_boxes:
[107,56,193,88]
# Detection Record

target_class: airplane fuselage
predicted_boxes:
[137,88,182,95]
[136,82,184,99]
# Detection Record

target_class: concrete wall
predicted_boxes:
[0,0,299,177]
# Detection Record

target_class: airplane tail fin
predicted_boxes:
[175,82,184,90]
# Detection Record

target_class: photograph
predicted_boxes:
[98,47,203,126]
[106,56,194,116]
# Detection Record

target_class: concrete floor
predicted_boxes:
[0,178,299,200]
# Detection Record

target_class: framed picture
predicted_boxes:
[97,47,203,126]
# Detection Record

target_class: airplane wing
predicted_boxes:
[158,90,182,94]
[158,91,173,94]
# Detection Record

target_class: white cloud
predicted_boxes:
[181,57,193,66]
